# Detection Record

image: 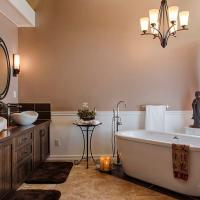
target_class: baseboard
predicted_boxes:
[48,154,114,161]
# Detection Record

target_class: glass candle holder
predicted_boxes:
[99,156,112,172]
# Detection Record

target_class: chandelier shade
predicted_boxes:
[149,9,159,24]
[140,17,149,32]
[140,0,189,48]
[179,11,189,27]
[168,6,179,22]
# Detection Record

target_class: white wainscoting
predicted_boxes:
[49,111,193,161]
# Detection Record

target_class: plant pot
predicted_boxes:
[81,117,95,121]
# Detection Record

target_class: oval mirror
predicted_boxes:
[0,38,11,100]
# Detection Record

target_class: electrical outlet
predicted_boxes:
[55,139,61,147]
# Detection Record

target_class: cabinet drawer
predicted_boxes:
[16,158,32,185]
[15,130,33,148]
[16,144,32,163]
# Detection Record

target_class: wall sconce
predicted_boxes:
[13,54,20,77]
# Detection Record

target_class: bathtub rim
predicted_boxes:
[116,130,200,152]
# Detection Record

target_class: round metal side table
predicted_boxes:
[73,122,102,169]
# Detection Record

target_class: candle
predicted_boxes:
[100,156,112,172]
[100,156,105,171]
[104,159,110,171]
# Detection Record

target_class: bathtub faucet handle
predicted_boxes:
[117,121,122,126]
[117,117,123,126]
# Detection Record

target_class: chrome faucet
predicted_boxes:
[112,100,127,165]
[0,101,7,112]
[0,102,21,126]
[7,104,22,126]
[116,101,126,131]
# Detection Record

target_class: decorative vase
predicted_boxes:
[81,116,95,121]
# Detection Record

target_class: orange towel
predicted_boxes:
[172,144,189,181]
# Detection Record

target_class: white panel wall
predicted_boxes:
[49,111,193,161]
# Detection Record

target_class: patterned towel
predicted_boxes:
[172,144,190,181]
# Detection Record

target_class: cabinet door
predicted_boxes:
[33,127,41,169]
[3,141,12,195]
[12,129,33,190]
[33,123,50,168]
[16,158,32,186]
[40,127,49,162]
[44,126,50,158]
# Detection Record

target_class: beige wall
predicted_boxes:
[26,0,40,10]
[19,0,200,111]
[0,13,18,103]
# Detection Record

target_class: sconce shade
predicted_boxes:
[13,54,20,76]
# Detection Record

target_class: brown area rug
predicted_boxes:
[5,190,61,200]
[25,162,73,184]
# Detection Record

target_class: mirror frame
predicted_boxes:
[0,37,11,100]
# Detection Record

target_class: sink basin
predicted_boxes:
[11,111,39,126]
[0,117,7,132]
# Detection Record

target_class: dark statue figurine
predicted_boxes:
[192,91,200,128]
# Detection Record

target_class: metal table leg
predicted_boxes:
[89,126,96,163]
[86,126,89,169]
[74,126,86,165]
[73,123,102,168]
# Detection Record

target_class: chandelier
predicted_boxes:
[140,0,189,48]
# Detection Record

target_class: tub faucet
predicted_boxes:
[112,100,127,165]
[116,101,126,131]
[173,136,179,140]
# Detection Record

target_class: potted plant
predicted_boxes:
[77,103,96,121]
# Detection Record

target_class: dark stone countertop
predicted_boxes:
[0,120,51,143]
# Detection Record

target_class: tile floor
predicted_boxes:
[19,161,199,200]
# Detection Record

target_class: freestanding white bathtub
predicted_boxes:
[116,130,200,196]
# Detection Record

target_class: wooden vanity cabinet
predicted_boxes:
[12,121,50,188]
[0,121,50,199]
[12,128,34,189]
[0,140,12,199]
